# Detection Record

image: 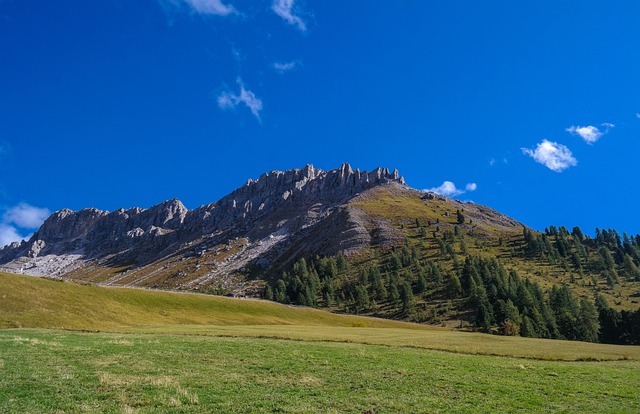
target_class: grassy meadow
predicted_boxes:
[2,329,639,413]
[2,272,640,413]
[0,272,411,330]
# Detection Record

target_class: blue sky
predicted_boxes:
[1,0,639,245]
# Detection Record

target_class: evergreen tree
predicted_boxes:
[520,315,537,338]
[390,253,402,271]
[577,298,600,343]
[447,273,463,298]
[416,269,428,294]
[429,261,443,285]
[275,279,288,303]
[322,277,335,307]
[354,285,370,313]
[399,281,415,313]
[548,285,580,340]
[459,238,468,255]
[622,254,640,280]
[571,226,584,241]
[374,277,388,301]
[263,285,274,301]
[336,253,347,272]
[388,278,400,301]
[499,300,522,336]
[476,301,494,332]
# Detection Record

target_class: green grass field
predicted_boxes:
[2,329,639,413]
[0,272,413,330]
[2,272,640,412]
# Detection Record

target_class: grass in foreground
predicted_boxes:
[1,329,639,414]
[2,271,640,361]
[128,325,640,361]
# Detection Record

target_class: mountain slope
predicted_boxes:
[0,271,415,330]
[0,163,525,296]
[0,164,405,288]
[1,163,638,342]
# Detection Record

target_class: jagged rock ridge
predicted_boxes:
[0,163,406,279]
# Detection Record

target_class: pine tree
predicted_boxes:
[322,277,335,307]
[447,273,463,298]
[459,238,468,255]
[416,269,428,294]
[571,226,584,241]
[577,298,600,343]
[390,253,402,271]
[500,300,522,336]
[275,279,288,303]
[388,278,400,301]
[354,285,370,313]
[520,315,537,338]
[336,253,347,272]
[263,285,274,301]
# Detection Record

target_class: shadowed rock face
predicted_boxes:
[0,164,406,269]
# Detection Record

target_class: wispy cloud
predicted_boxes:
[272,0,306,31]
[217,78,263,120]
[0,202,50,247]
[3,203,50,228]
[161,0,237,16]
[273,61,299,73]
[636,113,640,119]
[566,123,614,144]
[0,224,23,247]
[489,157,508,167]
[522,140,577,172]
[425,181,478,198]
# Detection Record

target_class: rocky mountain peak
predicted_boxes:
[36,207,108,244]
[188,163,406,233]
[145,198,188,227]
[0,164,406,271]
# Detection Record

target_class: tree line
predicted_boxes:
[262,226,640,345]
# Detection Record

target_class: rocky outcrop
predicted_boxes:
[0,197,190,264]
[183,163,404,236]
[0,164,405,270]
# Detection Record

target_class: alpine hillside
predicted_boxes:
[0,164,410,292]
[1,164,639,344]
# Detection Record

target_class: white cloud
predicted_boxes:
[566,125,602,144]
[636,113,640,119]
[566,123,614,144]
[176,0,236,16]
[0,202,49,247]
[489,157,508,167]
[0,223,23,247]
[273,61,299,73]
[272,0,306,31]
[521,140,577,172]
[217,79,263,120]
[425,181,478,198]
[3,203,50,228]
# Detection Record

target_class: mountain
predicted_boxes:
[0,164,399,284]
[1,163,639,344]
[0,163,518,289]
